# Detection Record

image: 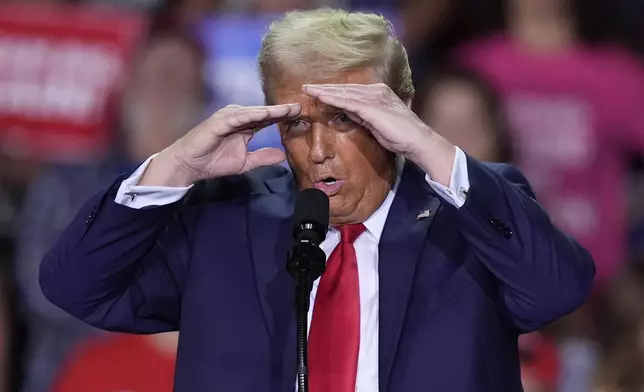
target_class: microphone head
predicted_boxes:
[293,188,330,244]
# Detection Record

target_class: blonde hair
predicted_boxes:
[258,8,414,104]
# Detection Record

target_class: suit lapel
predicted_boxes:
[247,164,445,390]
[378,161,443,391]
[249,174,299,390]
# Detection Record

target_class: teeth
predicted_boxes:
[324,179,337,185]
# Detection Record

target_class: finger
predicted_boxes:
[242,147,286,172]
[303,84,355,98]
[233,114,298,135]
[223,104,301,133]
[303,86,377,111]
[303,83,382,97]
[243,104,302,127]
[237,104,299,113]
[312,93,369,118]
[340,109,368,128]
[236,105,299,126]
[239,104,302,119]
[304,83,382,90]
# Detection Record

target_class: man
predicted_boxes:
[39,9,594,392]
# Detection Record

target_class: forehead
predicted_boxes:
[273,69,379,109]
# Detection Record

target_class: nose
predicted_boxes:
[307,125,335,164]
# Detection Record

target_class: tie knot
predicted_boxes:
[338,223,366,244]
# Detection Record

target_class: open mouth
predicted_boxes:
[323,177,337,185]
[313,177,345,196]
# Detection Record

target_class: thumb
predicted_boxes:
[242,147,286,172]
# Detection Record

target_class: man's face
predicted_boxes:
[275,69,396,226]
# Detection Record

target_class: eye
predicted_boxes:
[330,113,355,130]
[283,119,310,134]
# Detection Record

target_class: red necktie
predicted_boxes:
[309,223,366,392]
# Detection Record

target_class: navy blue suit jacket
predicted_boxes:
[40,155,594,392]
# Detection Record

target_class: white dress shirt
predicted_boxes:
[114,147,470,391]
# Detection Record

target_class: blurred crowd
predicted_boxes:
[0,0,643,391]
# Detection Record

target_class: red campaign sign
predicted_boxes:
[0,4,146,162]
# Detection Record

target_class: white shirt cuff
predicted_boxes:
[424,147,470,208]
[114,154,193,209]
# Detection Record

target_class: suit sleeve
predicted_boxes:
[114,153,193,209]
[39,176,191,334]
[455,155,595,332]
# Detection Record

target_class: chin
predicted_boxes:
[329,197,360,225]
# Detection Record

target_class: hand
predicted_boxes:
[302,83,431,160]
[302,83,455,186]
[139,104,301,187]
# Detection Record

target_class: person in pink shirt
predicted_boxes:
[453,0,644,290]
[414,67,512,164]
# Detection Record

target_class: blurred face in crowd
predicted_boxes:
[420,79,499,162]
[276,69,396,226]
[122,36,204,161]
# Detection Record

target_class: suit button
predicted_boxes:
[487,214,512,238]
[86,204,100,225]
[501,227,513,238]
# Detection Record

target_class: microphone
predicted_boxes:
[288,188,329,283]
[287,188,329,392]
[292,188,329,244]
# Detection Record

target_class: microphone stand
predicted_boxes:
[287,240,326,392]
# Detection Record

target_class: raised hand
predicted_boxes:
[302,83,429,159]
[139,104,301,187]
[302,83,455,186]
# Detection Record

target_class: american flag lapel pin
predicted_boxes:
[416,209,431,220]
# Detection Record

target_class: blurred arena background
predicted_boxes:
[0,0,643,391]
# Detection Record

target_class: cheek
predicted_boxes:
[340,130,390,169]
[282,137,311,176]
[283,136,307,160]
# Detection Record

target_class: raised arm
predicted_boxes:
[40,103,302,333]
[421,148,594,331]
[454,156,594,332]
[302,82,595,332]
[39,174,192,333]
